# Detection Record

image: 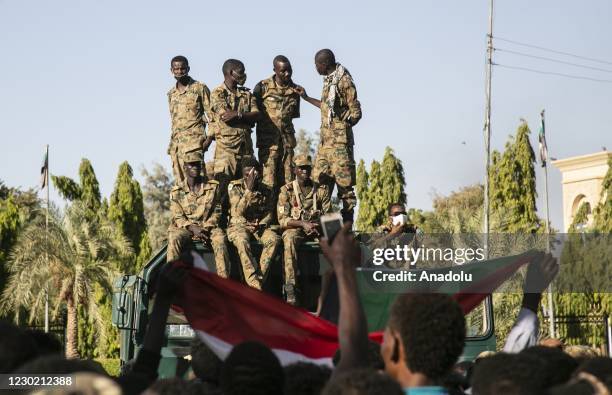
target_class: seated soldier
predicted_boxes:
[227,158,281,290]
[167,151,230,278]
[277,154,331,305]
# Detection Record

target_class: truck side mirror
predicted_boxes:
[112,275,137,329]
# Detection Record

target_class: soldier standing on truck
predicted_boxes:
[167,55,211,187]
[203,59,260,185]
[227,158,281,290]
[167,151,230,278]
[277,154,331,305]
[296,49,362,223]
[253,55,302,189]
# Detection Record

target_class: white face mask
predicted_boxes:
[392,214,408,226]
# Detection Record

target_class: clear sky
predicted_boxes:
[1,0,611,231]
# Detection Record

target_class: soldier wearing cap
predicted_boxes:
[277,154,331,304]
[203,59,260,184]
[227,158,281,290]
[253,55,302,189]
[295,49,362,222]
[167,55,212,186]
[167,151,230,278]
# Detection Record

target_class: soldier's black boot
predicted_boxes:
[284,284,297,306]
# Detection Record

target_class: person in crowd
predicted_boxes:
[283,362,332,395]
[189,338,223,391]
[322,368,404,395]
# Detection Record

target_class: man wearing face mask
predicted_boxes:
[253,55,302,189]
[295,49,361,223]
[368,203,420,268]
[167,55,212,187]
[226,158,281,290]
[204,59,260,183]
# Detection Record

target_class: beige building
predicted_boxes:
[552,151,611,231]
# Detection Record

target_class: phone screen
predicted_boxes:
[321,215,343,243]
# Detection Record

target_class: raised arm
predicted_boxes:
[294,86,321,108]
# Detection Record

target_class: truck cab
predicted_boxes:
[112,242,496,377]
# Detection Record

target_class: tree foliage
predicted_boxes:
[592,156,612,233]
[295,129,317,158]
[356,148,406,232]
[141,163,173,252]
[108,162,150,272]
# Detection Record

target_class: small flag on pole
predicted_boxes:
[539,110,548,167]
[40,147,49,189]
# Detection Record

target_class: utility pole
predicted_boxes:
[483,0,494,258]
[45,144,50,333]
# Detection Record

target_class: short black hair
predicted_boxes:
[220,341,284,395]
[25,329,63,356]
[273,55,290,66]
[0,320,38,373]
[190,338,223,385]
[519,346,577,388]
[284,362,331,395]
[471,353,547,395]
[242,157,261,171]
[548,381,597,395]
[332,340,384,370]
[387,202,405,216]
[388,293,465,381]
[315,49,336,65]
[322,368,403,395]
[171,55,189,66]
[222,59,244,76]
[14,354,107,376]
[575,357,612,388]
[147,377,191,395]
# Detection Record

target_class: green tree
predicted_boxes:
[52,158,101,215]
[141,163,173,252]
[355,159,370,231]
[593,157,612,232]
[0,202,130,357]
[295,129,316,158]
[108,162,151,272]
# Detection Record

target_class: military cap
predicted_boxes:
[183,150,203,163]
[293,154,313,167]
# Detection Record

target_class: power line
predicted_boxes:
[495,47,612,74]
[493,63,612,84]
[493,36,612,66]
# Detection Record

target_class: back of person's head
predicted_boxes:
[385,293,465,382]
[190,338,222,385]
[0,320,38,373]
[14,355,107,376]
[30,372,122,395]
[145,377,190,395]
[333,341,385,370]
[520,345,578,388]
[322,368,403,395]
[576,357,612,389]
[471,353,547,395]
[565,345,599,363]
[220,341,283,395]
[548,380,599,395]
[442,360,474,392]
[25,329,63,356]
[284,362,331,395]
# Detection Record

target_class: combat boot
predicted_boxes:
[284,284,297,306]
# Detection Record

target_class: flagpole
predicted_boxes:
[483,0,494,259]
[45,144,50,334]
[541,110,555,338]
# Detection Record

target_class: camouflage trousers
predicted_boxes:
[227,226,281,290]
[313,144,357,213]
[168,131,205,186]
[281,228,316,287]
[258,144,294,189]
[167,226,230,278]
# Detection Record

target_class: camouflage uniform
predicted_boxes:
[312,64,361,218]
[209,84,259,180]
[227,179,281,290]
[167,78,211,185]
[277,155,331,301]
[253,76,300,188]
[167,174,230,277]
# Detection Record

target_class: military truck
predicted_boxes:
[112,242,496,377]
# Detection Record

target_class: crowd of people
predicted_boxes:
[2,224,611,394]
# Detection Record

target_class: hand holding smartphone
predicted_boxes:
[320,213,344,244]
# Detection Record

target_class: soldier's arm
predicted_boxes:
[229,184,251,220]
[295,86,321,108]
[258,192,275,226]
[277,188,294,228]
[203,186,223,229]
[241,92,261,123]
[341,77,362,126]
[170,191,195,229]
[253,81,264,112]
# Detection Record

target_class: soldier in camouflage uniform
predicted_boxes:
[167,151,230,278]
[253,55,301,189]
[167,55,211,186]
[296,49,362,223]
[227,158,281,290]
[203,59,260,183]
[277,154,331,304]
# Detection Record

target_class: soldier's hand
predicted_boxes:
[294,85,307,99]
[389,223,404,236]
[302,221,320,236]
[221,111,239,123]
[245,168,257,191]
[187,225,206,240]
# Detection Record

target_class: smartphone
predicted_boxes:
[320,213,343,243]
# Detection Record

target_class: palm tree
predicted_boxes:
[0,202,131,358]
